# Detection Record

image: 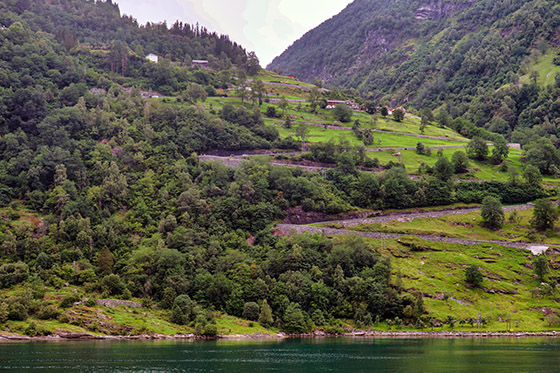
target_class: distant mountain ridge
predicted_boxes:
[268,0,560,111]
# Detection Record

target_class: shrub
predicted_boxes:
[36,304,60,320]
[8,301,28,321]
[60,294,81,308]
[0,302,8,323]
[101,274,126,296]
[465,265,483,287]
[203,323,218,337]
[57,313,70,324]
[0,262,29,289]
[85,298,96,307]
[266,106,277,118]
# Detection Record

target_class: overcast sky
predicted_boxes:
[114,0,353,66]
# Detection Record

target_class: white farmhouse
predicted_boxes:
[146,53,159,63]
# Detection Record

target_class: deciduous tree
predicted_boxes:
[480,196,504,230]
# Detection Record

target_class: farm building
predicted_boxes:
[146,53,159,63]
[192,60,209,68]
[326,100,361,111]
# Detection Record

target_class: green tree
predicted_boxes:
[242,302,260,321]
[308,87,321,112]
[186,83,208,102]
[258,299,274,327]
[466,137,488,161]
[35,252,51,270]
[245,51,260,75]
[295,123,310,150]
[284,116,292,129]
[364,101,377,114]
[171,295,195,325]
[492,135,509,161]
[362,129,374,146]
[420,108,434,122]
[451,151,469,174]
[379,106,388,117]
[436,109,451,128]
[416,142,426,155]
[433,157,453,181]
[393,108,404,122]
[238,79,248,103]
[523,165,542,188]
[283,302,309,333]
[97,247,115,275]
[101,274,125,296]
[533,254,548,283]
[252,79,265,105]
[531,199,558,231]
[480,196,504,230]
[420,115,428,133]
[278,97,289,116]
[525,138,560,175]
[333,104,352,122]
[465,265,483,287]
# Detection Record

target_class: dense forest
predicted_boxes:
[269,0,560,144]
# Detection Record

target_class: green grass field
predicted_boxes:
[346,207,560,246]
[155,70,548,188]
[520,49,560,86]
[356,235,560,331]
[277,126,469,149]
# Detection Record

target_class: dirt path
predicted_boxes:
[275,224,534,250]
[199,155,336,172]
[276,203,556,253]
[198,154,482,181]
[319,204,534,227]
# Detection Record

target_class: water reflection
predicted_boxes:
[0,337,558,372]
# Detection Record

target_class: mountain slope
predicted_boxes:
[268,0,560,111]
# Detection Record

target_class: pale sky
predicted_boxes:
[114,0,353,66]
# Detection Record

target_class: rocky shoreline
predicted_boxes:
[1,330,559,342]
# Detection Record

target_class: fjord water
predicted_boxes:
[0,337,559,372]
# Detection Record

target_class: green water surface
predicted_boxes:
[0,337,558,372]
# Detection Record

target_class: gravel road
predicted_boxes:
[275,224,535,250]
[320,204,535,227]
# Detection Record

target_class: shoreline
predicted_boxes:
[1,329,559,342]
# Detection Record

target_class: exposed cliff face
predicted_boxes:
[268,0,478,87]
[415,0,476,20]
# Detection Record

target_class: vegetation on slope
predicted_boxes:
[269,0,560,153]
[0,0,559,337]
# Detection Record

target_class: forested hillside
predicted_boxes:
[0,0,423,336]
[268,0,560,144]
[0,0,559,338]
